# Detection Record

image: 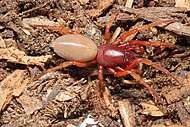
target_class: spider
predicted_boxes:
[30,10,183,104]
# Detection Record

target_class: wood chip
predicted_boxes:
[44,80,61,108]
[78,0,89,5]
[81,84,90,101]
[176,101,190,126]
[125,0,134,8]
[118,100,136,127]
[56,91,75,102]
[3,38,17,48]
[140,100,165,116]
[152,124,186,127]
[0,36,6,48]
[175,0,190,11]
[87,0,114,17]
[164,71,190,104]
[17,93,43,115]
[0,69,29,111]
[93,80,116,116]
[0,47,52,66]
[118,6,190,37]
[66,124,76,127]
[22,17,57,28]
[108,27,121,44]
[184,96,190,113]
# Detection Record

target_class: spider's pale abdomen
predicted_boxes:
[51,34,98,62]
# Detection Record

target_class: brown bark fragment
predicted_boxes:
[118,100,136,127]
[17,93,43,115]
[87,0,114,17]
[118,6,190,37]
[0,69,29,111]
[0,47,52,66]
[176,101,190,126]
[164,72,190,104]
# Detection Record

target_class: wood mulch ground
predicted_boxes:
[0,0,190,126]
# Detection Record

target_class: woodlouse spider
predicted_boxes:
[31,10,183,104]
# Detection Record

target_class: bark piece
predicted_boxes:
[176,101,190,126]
[0,69,29,111]
[117,6,190,37]
[0,47,52,66]
[118,100,136,127]
[140,100,164,117]
[22,17,57,28]
[87,0,114,17]
[164,72,190,104]
[78,0,89,5]
[175,0,190,11]
[17,93,43,115]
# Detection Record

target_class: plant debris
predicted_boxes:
[0,0,189,126]
[0,47,52,66]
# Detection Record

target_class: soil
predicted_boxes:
[0,0,190,126]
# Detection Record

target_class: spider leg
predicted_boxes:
[29,24,83,35]
[112,20,177,45]
[130,69,143,75]
[31,60,96,82]
[97,65,116,114]
[115,66,143,75]
[98,65,105,94]
[125,46,145,55]
[103,9,119,44]
[118,40,179,49]
[122,58,183,86]
[107,67,164,104]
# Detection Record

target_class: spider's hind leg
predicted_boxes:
[31,61,95,82]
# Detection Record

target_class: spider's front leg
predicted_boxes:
[104,9,118,43]
[124,58,184,86]
[112,20,177,45]
[118,40,179,49]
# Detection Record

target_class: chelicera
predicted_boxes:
[31,10,183,104]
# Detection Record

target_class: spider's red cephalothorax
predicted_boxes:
[30,10,183,104]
